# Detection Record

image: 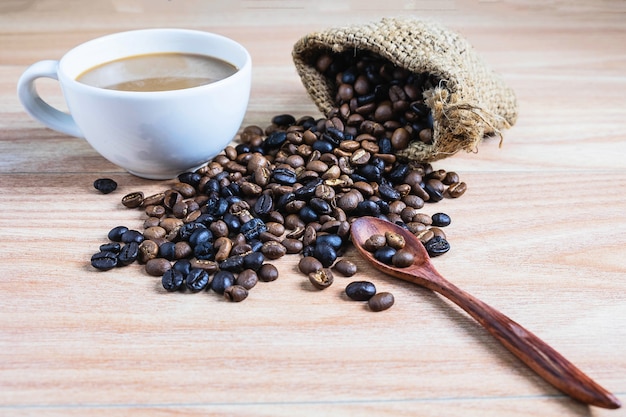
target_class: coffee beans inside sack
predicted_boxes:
[292,17,518,162]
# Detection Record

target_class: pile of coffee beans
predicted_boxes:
[90,112,465,304]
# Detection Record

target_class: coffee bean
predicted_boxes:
[431,212,451,227]
[107,226,129,242]
[122,191,144,208]
[211,270,234,294]
[261,241,287,260]
[91,251,118,270]
[333,259,357,277]
[183,268,209,292]
[374,246,396,264]
[99,242,121,253]
[447,181,467,198]
[224,285,249,302]
[236,269,259,290]
[391,249,414,268]
[118,241,139,266]
[313,243,337,268]
[424,236,450,257]
[258,263,279,282]
[345,281,376,301]
[368,292,395,312]
[298,256,323,275]
[384,232,405,250]
[93,178,117,194]
[308,268,334,290]
[162,269,184,292]
[145,258,171,277]
[363,234,386,252]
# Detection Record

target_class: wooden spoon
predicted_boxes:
[350,216,621,409]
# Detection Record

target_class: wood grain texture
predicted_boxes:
[1,1,625,416]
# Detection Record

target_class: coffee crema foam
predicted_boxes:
[77,52,237,92]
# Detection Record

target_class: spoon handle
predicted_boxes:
[428,275,621,409]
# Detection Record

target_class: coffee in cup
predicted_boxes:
[17,29,252,179]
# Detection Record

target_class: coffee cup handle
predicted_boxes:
[17,60,84,138]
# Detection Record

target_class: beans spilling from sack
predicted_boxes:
[91,113,466,306]
[314,49,441,152]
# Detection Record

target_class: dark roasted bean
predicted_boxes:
[118,242,139,266]
[220,255,245,273]
[424,236,450,257]
[345,281,376,301]
[162,269,184,292]
[374,246,396,264]
[186,268,210,292]
[368,292,394,312]
[99,242,121,253]
[242,251,265,271]
[210,270,234,294]
[93,178,117,194]
[121,229,144,244]
[91,251,118,270]
[107,226,129,242]
[240,218,267,241]
[431,212,451,227]
[173,259,192,276]
[313,243,337,268]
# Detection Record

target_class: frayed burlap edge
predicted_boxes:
[292,17,518,162]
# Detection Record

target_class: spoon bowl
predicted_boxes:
[350,216,620,409]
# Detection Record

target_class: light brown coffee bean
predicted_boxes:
[447,181,467,198]
[363,234,386,252]
[384,232,405,250]
[308,268,334,290]
[333,259,357,277]
[391,249,414,268]
[368,292,395,312]
[145,258,171,277]
[122,191,144,208]
[299,256,323,275]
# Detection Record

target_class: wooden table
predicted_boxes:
[1,1,625,416]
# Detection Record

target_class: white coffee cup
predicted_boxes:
[17,28,251,179]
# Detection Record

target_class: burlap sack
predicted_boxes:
[292,17,518,162]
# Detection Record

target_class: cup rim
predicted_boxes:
[58,28,252,97]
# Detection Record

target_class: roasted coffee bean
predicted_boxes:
[172,259,192,276]
[315,234,343,250]
[272,167,297,185]
[308,268,334,290]
[121,229,144,244]
[333,259,357,277]
[186,268,210,292]
[374,246,396,264]
[447,181,467,198]
[264,130,288,149]
[91,251,118,270]
[122,191,144,208]
[431,212,451,227]
[138,240,159,263]
[209,270,234,294]
[424,236,450,257]
[240,218,267,241]
[282,238,304,254]
[240,251,264,271]
[384,231,405,250]
[261,241,287,260]
[107,226,129,242]
[99,242,121,253]
[254,193,274,216]
[345,281,376,301]
[368,292,395,312]
[298,206,319,224]
[391,249,414,268]
[189,228,213,248]
[220,255,245,273]
[93,178,117,194]
[378,183,401,201]
[189,259,218,273]
[363,234,386,252]
[236,269,259,290]
[178,171,202,187]
[313,243,338,268]
[224,285,249,302]
[162,269,184,292]
[159,242,177,261]
[145,258,171,277]
[193,241,215,260]
[424,180,444,202]
[298,256,323,275]
[258,263,279,282]
[118,242,139,266]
